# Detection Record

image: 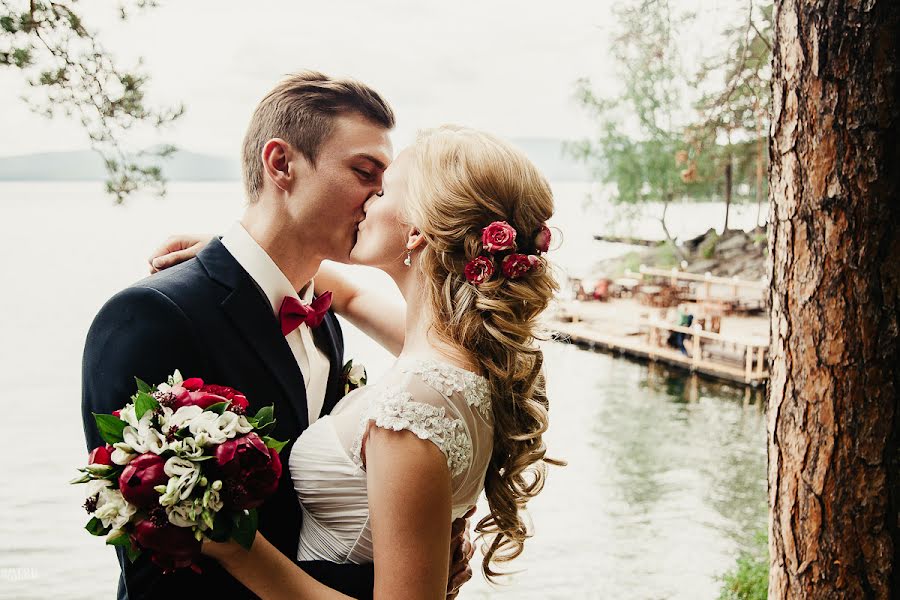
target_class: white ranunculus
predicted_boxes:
[188,411,252,445]
[122,423,168,455]
[94,488,137,530]
[166,499,200,528]
[118,404,140,428]
[157,370,184,394]
[163,405,204,430]
[110,442,136,465]
[158,457,200,507]
[171,436,204,460]
[85,478,112,498]
[202,487,224,513]
[216,411,254,439]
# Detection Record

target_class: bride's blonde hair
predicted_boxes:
[404,125,563,580]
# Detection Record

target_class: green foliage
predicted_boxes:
[654,241,678,268]
[718,529,768,600]
[0,0,183,203]
[700,230,719,259]
[570,1,715,209]
[689,1,773,222]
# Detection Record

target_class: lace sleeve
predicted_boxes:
[351,387,473,478]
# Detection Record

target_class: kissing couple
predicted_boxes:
[82,71,561,600]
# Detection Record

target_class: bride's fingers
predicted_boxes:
[150,245,201,272]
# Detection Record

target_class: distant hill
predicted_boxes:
[0,138,591,182]
[0,150,240,182]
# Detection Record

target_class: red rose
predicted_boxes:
[464,256,495,286]
[534,224,551,253]
[131,517,201,573]
[199,384,249,412]
[502,254,533,279]
[181,377,204,391]
[119,453,168,509]
[112,410,121,418]
[169,385,228,411]
[88,444,114,466]
[526,254,545,274]
[214,433,282,509]
[481,221,517,253]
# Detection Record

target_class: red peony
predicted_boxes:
[88,444,114,466]
[501,254,533,279]
[481,221,517,253]
[119,453,168,509]
[200,384,249,412]
[464,256,495,286]
[215,433,282,509]
[131,517,202,573]
[169,378,249,412]
[534,224,552,253]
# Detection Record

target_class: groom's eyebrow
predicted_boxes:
[353,153,387,170]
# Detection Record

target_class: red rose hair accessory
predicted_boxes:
[481,221,517,253]
[501,254,533,279]
[534,224,551,254]
[464,256,495,286]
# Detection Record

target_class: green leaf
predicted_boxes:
[207,512,231,543]
[134,377,153,394]
[70,472,92,484]
[262,436,287,453]
[205,402,229,415]
[86,517,111,537]
[106,530,131,547]
[126,543,142,563]
[252,405,274,428]
[254,421,276,437]
[94,413,127,444]
[231,509,258,551]
[134,392,159,420]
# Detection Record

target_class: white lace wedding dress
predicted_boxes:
[288,356,494,564]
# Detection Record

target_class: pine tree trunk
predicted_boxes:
[768,1,900,598]
[724,158,733,232]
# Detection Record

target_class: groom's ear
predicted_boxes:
[406,227,426,251]
[261,138,298,193]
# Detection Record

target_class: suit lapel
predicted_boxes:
[198,239,310,431]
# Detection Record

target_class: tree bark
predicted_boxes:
[724,157,733,232]
[768,1,900,599]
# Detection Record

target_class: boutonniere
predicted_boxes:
[341,360,367,396]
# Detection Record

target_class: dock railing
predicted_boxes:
[627,265,769,310]
[645,319,769,384]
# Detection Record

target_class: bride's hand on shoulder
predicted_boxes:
[148,233,215,273]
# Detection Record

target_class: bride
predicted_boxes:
[152,125,561,599]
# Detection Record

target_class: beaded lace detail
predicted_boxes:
[350,388,473,478]
[400,358,493,422]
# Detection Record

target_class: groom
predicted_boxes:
[82,72,470,599]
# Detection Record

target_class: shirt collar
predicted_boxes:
[221,221,315,316]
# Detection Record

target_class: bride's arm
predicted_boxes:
[148,235,406,355]
[365,426,453,599]
[204,535,350,600]
[314,263,405,357]
[204,427,453,600]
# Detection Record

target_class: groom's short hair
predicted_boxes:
[242,71,395,201]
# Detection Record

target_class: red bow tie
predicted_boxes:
[279,291,333,335]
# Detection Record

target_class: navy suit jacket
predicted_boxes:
[82,239,374,599]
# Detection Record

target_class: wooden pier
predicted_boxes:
[548,298,770,387]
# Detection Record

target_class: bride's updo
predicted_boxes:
[404,125,561,579]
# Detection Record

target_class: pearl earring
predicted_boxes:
[404,249,412,267]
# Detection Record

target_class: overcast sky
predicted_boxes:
[0,0,741,157]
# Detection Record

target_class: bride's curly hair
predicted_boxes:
[404,125,564,580]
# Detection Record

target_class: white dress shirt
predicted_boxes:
[221,222,331,424]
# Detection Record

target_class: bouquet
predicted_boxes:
[73,371,286,573]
